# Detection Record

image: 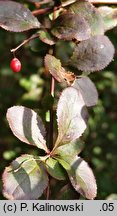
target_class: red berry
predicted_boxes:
[10,58,21,73]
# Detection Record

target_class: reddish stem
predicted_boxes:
[32,8,50,16]
[46,183,50,199]
[48,7,56,151]
[10,34,39,53]
[51,77,55,97]
[90,0,117,3]
[31,0,117,17]
[61,0,117,6]
[49,77,55,151]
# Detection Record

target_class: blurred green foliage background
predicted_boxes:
[0,24,117,200]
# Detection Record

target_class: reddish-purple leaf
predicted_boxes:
[69,0,104,36]
[6,106,49,153]
[67,156,97,200]
[55,87,87,147]
[2,155,49,200]
[71,35,115,72]
[72,76,98,107]
[0,1,40,32]
[52,12,91,41]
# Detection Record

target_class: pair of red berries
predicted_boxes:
[10,58,21,73]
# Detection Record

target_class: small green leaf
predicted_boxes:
[55,139,84,161]
[0,1,40,32]
[49,8,63,21]
[44,54,66,82]
[65,156,97,200]
[6,106,49,153]
[38,30,56,45]
[45,157,66,180]
[71,35,115,72]
[52,12,91,41]
[69,0,104,36]
[2,155,49,200]
[56,158,70,171]
[72,76,98,107]
[44,54,75,83]
[55,87,87,147]
[98,6,117,32]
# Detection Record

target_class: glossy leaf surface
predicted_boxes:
[71,35,115,72]
[55,87,87,147]
[52,12,91,41]
[2,155,49,200]
[67,156,97,199]
[6,106,49,153]
[72,76,98,107]
[69,0,104,36]
[0,1,40,32]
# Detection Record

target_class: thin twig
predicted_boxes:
[46,183,50,200]
[51,76,55,98]
[49,7,56,151]
[49,75,55,151]
[10,34,39,53]
[31,0,117,17]
[32,8,50,16]
[32,0,117,18]
[90,0,117,3]
[61,0,117,7]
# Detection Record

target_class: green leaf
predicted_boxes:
[45,157,66,180]
[55,87,87,147]
[69,0,104,36]
[2,155,49,200]
[71,35,115,72]
[98,6,117,32]
[44,54,66,82]
[49,8,63,21]
[44,54,75,83]
[55,139,84,161]
[6,106,49,153]
[0,1,40,32]
[52,12,91,41]
[38,30,56,45]
[66,156,97,200]
[72,76,98,107]
[56,158,70,171]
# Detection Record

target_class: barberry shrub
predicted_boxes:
[0,0,117,200]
